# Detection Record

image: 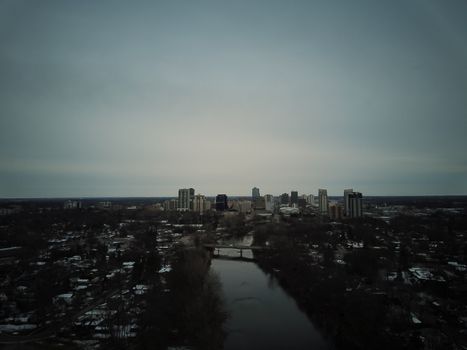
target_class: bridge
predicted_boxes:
[203,243,269,258]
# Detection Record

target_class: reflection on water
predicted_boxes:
[211,259,331,350]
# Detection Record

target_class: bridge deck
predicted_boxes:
[203,244,268,250]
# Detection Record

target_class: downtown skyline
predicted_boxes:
[1,0,467,198]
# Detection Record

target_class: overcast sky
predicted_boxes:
[1,0,466,197]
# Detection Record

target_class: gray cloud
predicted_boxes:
[1,0,466,197]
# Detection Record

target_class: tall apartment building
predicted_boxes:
[344,188,354,217]
[178,188,194,211]
[348,192,363,218]
[193,194,210,214]
[318,189,328,215]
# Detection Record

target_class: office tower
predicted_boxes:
[264,194,275,212]
[318,189,328,215]
[348,192,363,218]
[193,194,209,214]
[215,194,228,211]
[178,188,195,211]
[280,193,290,205]
[290,191,298,205]
[344,188,354,216]
[252,187,260,200]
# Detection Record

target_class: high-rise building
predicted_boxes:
[193,194,210,214]
[215,194,228,211]
[318,189,328,215]
[252,187,260,199]
[280,193,290,205]
[348,192,363,218]
[264,194,275,212]
[290,191,298,205]
[343,188,354,216]
[178,188,195,211]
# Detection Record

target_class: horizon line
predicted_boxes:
[2,194,467,201]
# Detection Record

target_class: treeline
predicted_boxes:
[252,217,414,349]
[135,248,228,350]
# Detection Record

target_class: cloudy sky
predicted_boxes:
[1,0,466,197]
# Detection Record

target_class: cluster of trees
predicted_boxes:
[137,248,228,350]
[251,209,467,349]
[252,217,408,349]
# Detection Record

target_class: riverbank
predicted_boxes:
[253,250,394,350]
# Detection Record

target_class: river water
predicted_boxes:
[210,249,332,350]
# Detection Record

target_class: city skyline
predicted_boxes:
[1,0,467,198]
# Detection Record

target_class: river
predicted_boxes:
[210,248,332,350]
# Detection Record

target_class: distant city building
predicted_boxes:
[64,200,82,210]
[151,203,163,211]
[215,194,228,211]
[0,207,20,216]
[279,206,300,216]
[344,188,354,216]
[193,194,210,214]
[329,203,343,220]
[318,189,328,215]
[252,187,260,200]
[264,194,275,212]
[252,187,262,209]
[298,198,307,209]
[240,201,252,213]
[97,201,112,209]
[178,188,195,211]
[290,191,298,205]
[253,196,266,211]
[305,194,315,205]
[231,200,252,213]
[280,193,290,205]
[163,199,178,211]
[348,192,363,218]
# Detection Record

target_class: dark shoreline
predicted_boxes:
[253,251,396,350]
